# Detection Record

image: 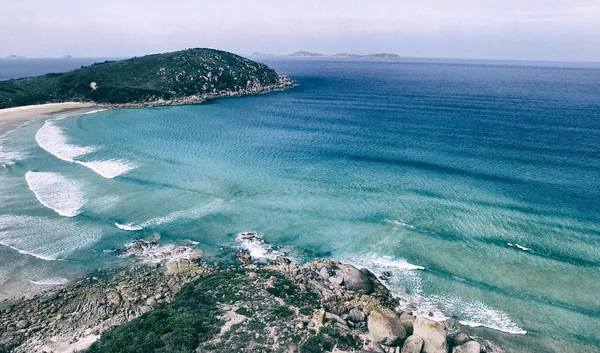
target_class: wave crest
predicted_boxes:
[35,120,97,162]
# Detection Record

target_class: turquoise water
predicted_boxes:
[1,58,600,352]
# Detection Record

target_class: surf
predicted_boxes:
[35,119,138,178]
[25,171,86,217]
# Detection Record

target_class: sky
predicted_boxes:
[1,0,599,61]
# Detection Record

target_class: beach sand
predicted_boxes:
[0,102,97,135]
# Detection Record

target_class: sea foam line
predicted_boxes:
[25,171,86,217]
[30,278,69,285]
[0,241,57,261]
[115,222,144,231]
[140,199,224,227]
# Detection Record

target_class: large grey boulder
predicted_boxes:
[453,341,481,353]
[401,335,424,353]
[413,317,447,353]
[368,309,407,347]
[335,263,374,294]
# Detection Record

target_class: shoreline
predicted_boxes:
[0,79,294,136]
[0,239,507,353]
[0,102,98,135]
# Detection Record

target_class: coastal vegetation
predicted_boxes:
[0,48,292,109]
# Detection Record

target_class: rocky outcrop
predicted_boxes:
[0,241,500,353]
[367,309,407,346]
[413,317,447,353]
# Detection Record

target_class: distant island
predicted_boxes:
[289,51,325,57]
[286,51,399,58]
[0,48,292,109]
[5,55,27,59]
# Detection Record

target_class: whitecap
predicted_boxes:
[76,159,138,179]
[140,199,223,227]
[35,120,97,162]
[25,171,86,217]
[508,243,532,251]
[385,219,415,229]
[115,222,144,231]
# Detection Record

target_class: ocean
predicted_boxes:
[0,56,599,352]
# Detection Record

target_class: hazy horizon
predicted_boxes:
[1,0,600,62]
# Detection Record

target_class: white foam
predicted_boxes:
[0,215,102,260]
[25,171,86,217]
[124,239,202,265]
[371,255,425,270]
[341,253,527,335]
[81,109,107,115]
[508,243,532,251]
[140,199,223,227]
[35,119,137,179]
[0,145,26,165]
[35,120,97,162]
[30,278,69,286]
[76,159,137,179]
[115,222,143,231]
[385,219,415,229]
[234,232,286,261]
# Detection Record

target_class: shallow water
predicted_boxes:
[1,57,599,351]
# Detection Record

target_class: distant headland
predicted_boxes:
[0,48,293,109]
[251,51,400,59]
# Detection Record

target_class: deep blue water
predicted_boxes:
[1,57,599,352]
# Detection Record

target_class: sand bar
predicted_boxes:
[0,102,97,135]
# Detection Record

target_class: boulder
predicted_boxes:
[16,320,29,329]
[348,307,367,323]
[452,332,472,346]
[401,335,424,353]
[368,309,407,347]
[413,317,447,353]
[334,263,373,294]
[400,312,415,335]
[453,341,481,353]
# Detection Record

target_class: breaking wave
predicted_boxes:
[342,253,526,335]
[115,222,144,231]
[35,119,137,178]
[76,159,138,179]
[35,120,97,162]
[25,171,86,217]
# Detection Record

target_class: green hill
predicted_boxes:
[0,48,292,109]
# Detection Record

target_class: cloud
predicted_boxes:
[0,0,599,61]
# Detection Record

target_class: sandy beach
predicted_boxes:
[0,102,97,135]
